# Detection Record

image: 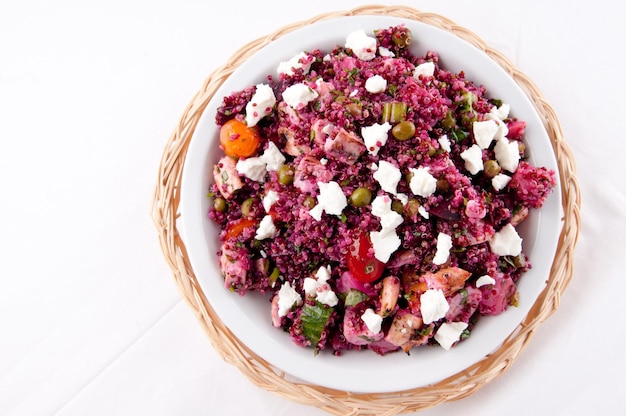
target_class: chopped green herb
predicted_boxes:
[300,302,333,346]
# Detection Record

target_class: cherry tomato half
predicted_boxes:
[219,118,261,158]
[346,232,385,283]
[223,218,257,240]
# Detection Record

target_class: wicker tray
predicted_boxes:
[151,5,581,415]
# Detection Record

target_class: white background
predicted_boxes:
[1,0,624,415]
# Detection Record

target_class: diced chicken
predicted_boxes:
[445,286,482,322]
[323,127,366,164]
[311,118,334,148]
[378,275,400,317]
[213,156,243,199]
[293,155,332,194]
[420,267,472,296]
[270,294,282,328]
[342,305,384,346]
[218,240,252,295]
[384,309,427,353]
[280,126,311,157]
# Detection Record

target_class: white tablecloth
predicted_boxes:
[1,0,623,414]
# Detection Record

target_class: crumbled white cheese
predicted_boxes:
[277,281,302,317]
[277,51,312,76]
[309,181,347,220]
[260,142,285,171]
[262,190,279,212]
[432,232,453,265]
[420,289,450,324]
[361,308,383,333]
[491,173,511,191]
[378,46,395,57]
[489,223,523,256]
[494,137,520,173]
[413,61,435,79]
[475,274,496,288]
[373,160,401,195]
[434,321,468,350]
[473,119,499,149]
[282,83,319,109]
[236,157,266,182]
[303,266,338,307]
[438,134,451,152]
[490,103,510,120]
[245,84,276,127]
[396,193,409,206]
[365,74,387,93]
[460,144,484,175]
[370,195,403,263]
[361,122,392,156]
[345,30,377,61]
[409,167,437,198]
[418,205,430,219]
[255,215,277,240]
[370,229,402,264]
[316,289,339,307]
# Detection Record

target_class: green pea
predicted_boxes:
[213,197,227,212]
[303,196,317,209]
[241,197,255,217]
[483,160,501,178]
[349,187,372,207]
[277,164,294,185]
[392,121,416,141]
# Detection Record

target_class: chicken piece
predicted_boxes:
[323,127,366,164]
[213,156,243,199]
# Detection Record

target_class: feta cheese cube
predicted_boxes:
[345,30,377,61]
[378,46,395,57]
[365,74,387,93]
[409,167,437,197]
[316,289,339,307]
[460,144,484,175]
[282,83,319,109]
[413,61,435,79]
[255,215,277,240]
[277,282,302,317]
[309,181,348,220]
[370,228,401,263]
[361,308,383,333]
[260,142,285,171]
[418,205,430,219]
[432,232,453,265]
[277,51,312,76]
[262,190,279,212]
[236,157,266,182]
[472,119,499,149]
[245,84,276,127]
[489,103,510,120]
[373,160,401,195]
[420,289,449,324]
[494,137,520,173]
[434,321,468,350]
[438,134,451,152]
[475,275,496,288]
[491,173,511,191]
[361,122,391,156]
[489,223,523,256]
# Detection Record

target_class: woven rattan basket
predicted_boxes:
[151,5,581,415]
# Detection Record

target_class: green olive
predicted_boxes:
[483,160,501,178]
[392,121,416,141]
[392,27,412,48]
[349,187,372,207]
[427,143,437,157]
[406,198,421,217]
[277,164,294,185]
[241,197,255,217]
[441,111,456,131]
[391,200,404,214]
[436,178,450,192]
[213,197,227,212]
[303,196,317,209]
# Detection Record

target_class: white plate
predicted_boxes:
[180,15,562,393]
